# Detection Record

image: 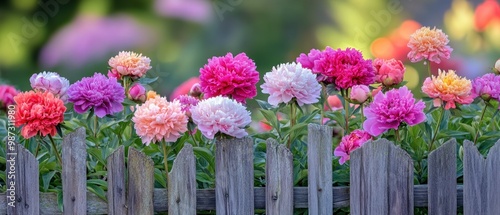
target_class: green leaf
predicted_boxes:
[42,171,57,191]
[87,184,107,201]
[255,99,273,110]
[139,77,159,85]
[57,189,63,212]
[193,147,215,169]
[87,179,108,187]
[154,169,167,188]
[87,148,106,166]
[459,123,476,137]
[260,109,279,130]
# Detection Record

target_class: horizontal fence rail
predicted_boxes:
[2,125,499,214]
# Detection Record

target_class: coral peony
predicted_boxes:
[30,71,70,102]
[128,83,147,102]
[334,129,372,164]
[175,95,199,116]
[373,58,406,86]
[363,86,426,136]
[407,27,453,64]
[67,73,125,117]
[350,85,371,104]
[422,70,474,109]
[472,73,500,102]
[170,77,200,100]
[261,62,321,106]
[14,91,66,138]
[190,96,251,139]
[133,96,188,145]
[108,51,152,79]
[326,95,343,111]
[0,85,19,110]
[199,53,259,103]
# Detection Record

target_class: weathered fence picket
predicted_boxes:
[127,148,154,214]
[428,139,457,214]
[350,139,414,215]
[265,139,293,214]
[106,145,126,214]
[168,144,196,215]
[215,137,254,215]
[463,140,500,214]
[62,127,87,215]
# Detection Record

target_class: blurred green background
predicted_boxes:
[1,0,499,98]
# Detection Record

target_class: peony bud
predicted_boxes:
[350,85,371,104]
[189,83,202,98]
[128,83,146,102]
[495,59,500,74]
[373,58,405,86]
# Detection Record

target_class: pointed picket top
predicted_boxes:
[168,144,197,215]
[428,139,457,215]
[127,147,155,215]
[107,145,126,215]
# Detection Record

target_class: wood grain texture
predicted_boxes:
[428,139,456,215]
[463,140,500,214]
[307,124,333,215]
[215,137,254,215]
[106,145,126,215]
[62,127,87,215]
[350,139,413,215]
[127,147,154,215]
[265,139,293,215]
[6,143,39,215]
[168,144,197,215]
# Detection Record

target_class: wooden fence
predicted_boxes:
[1,124,500,214]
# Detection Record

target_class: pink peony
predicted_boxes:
[261,62,321,106]
[132,96,188,145]
[0,85,19,110]
[30,71,70,102]
[407,27,453,64]
[199,53,259,103]
[422,70,474,110]
[174,95,199,116]
[472,73,500,103]
[373,58,406,86]
[170,77,200,100]
[334,129,372,164]
[190,96,251,139]
[128,83,147,102]
[363,86,426,136]
[350,85,371,104]
[296,48,328,82]
[108,51,152,79]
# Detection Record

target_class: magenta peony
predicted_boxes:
[363,86,426,136]
[472,73,500,103]
[373,58,406,86]
[128,83,147,102]
[350,85,371,104]
[199,53,259,103]
[30,71,70,102]
[190,96,251,139]
[67,73,125,117]
[0,85,19,110]
[261,62,321,106]
[133,96,188,145]
[334,129,372,164]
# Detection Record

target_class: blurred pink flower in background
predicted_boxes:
[334,129,372,164]
[326,95,343,111]
[0,85,19,110]
[170,77,200,100]
[373,58,405,86]
[40,15,154,68]
[154,0,212,22]
[407,26,453,64]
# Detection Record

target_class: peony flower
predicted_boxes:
[350,85,371,104]
[261,62,321,106]
[67,73,125,118]
[326,95,343,111]
[199,53,259,103]
[363,86,426,136]
[495,59,500,74]
[189,83,202,98]
[175,95,199,116]
[133,96,188,145]
[0,85,19,110]
[30,71,70,102]
[472,73,500,102]
[334,129,372,164]
[296,48,327,82]
[373,58,406,86]
[14,91,66,138]
[146,91,158,100]
[128,83,147,102]
[108,51,152,79]
[190,96,251,139]
[170,77,200,100]
[407,27,453,64]
[422,70,474,109]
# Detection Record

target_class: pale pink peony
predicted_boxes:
[373,58,406,86]
[334,130,372,164]
[132,96,188,145]
[108,51,152,79]
[407,27,453,64]
[350,85,371,104]
[190,96,251,139]
[261,62,321,106]
[30,71,70,102]
[422,70,474,109]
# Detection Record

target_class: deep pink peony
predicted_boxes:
[334,129,372,164]
[261,62,321,106]
[0,85,19,110]
[373,58,406,86]
[190,96,251,139]
[67,73,125,117]
[472,73,500,103]
[363,86,426,136]
[199,53,259,103]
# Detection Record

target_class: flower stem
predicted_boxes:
[360,105,365,122]
[321,84,330,124]
[473,104,488,144]
[429,108,445,151]
[161,141,171,187]
[48,135,63,167]
[426,60,432,77]
[94,115,99,141]
[395,129,401,142]
[344,91,350,135]
[35,141,41,158]
[287,102,296,149]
